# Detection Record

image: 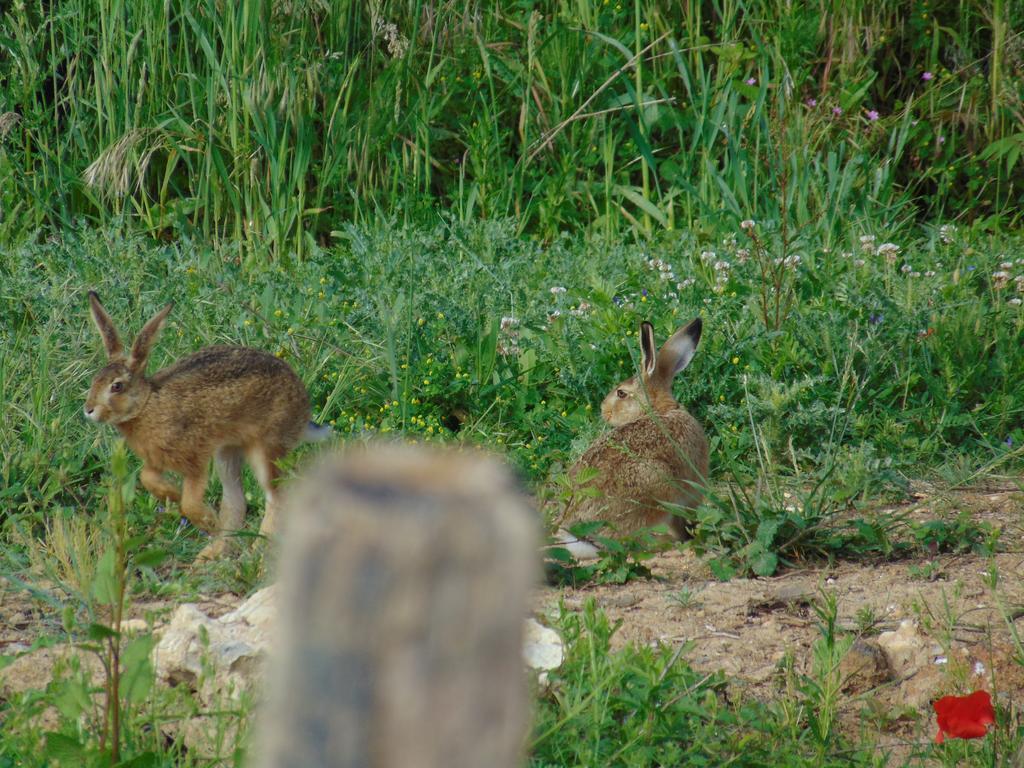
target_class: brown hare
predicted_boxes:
[84,291,329,560]
[556,318,708,559]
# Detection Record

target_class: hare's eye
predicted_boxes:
[616,388,628,399]
[110,381,124,394]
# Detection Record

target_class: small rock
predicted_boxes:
[523,619,563,673]
[772,583,815,604]
[120,618,150,634]
[877,619,929,675]
[839,639,892,693]
[153,586,276,704]
[598,593,640,609]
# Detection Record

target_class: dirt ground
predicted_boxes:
[535,481,1024,760]
[2,481,1022,762]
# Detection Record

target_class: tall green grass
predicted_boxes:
[1,0,1021,251]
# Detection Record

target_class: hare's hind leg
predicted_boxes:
[180,472,219,535]
[196,447,246,562]
[215,446,247,534]
[247,446,283,537]
[140,464,181,505]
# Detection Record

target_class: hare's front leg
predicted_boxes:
[140,464,181,505]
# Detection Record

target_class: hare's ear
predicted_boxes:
[639,321,657,377]
[127,301,174,373]
[89,291,124,359]
[655,317,702,381]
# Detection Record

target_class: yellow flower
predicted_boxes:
[417,317,425,326]
[274,309,283,317]
[423,378,430,385]
[731,357,739,364]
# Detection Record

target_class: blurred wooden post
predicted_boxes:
[257,443,538,768]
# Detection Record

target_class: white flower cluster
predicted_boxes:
[992,271,1011,289]
[712,258,731,293]
[646,257,676,282]
[498,316,519,357]
[375,19,409,58]
[876,242,901,262]
[939,224,957,244]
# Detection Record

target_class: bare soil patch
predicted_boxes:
[535,483,1024,759]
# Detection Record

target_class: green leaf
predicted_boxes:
[120,635,156,704]
[750,549,779,577]
[54,679,92,720]
[114,752,161,768]
[708,558,736,581]
[43,733,85,763]
[567,520,606,538]
[755,517,782,547]
[87,622,119,641]
[133,548,169,568]
[545,546,574,563]
[92,548,118,606]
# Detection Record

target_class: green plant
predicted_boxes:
[530,600,880,766]
[545,521,656,587]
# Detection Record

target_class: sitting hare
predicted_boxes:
[84,292,329,560]
[556,318,708,559]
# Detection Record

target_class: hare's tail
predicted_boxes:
[302,421,333,443]
[547,528,601,561]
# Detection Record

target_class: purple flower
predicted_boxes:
[612,295,624,306]
[967,265,976,271]
[1005,436,1014,448]
[938,136,945,144]
[806,98,818,107]
[922,71,934,81]
[866,110,880,121]
[746,77,757,86]
[832,106,843,116]
[641,288,648,297]
[869,312,884,325]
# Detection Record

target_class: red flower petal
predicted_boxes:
[933,690,995,742]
